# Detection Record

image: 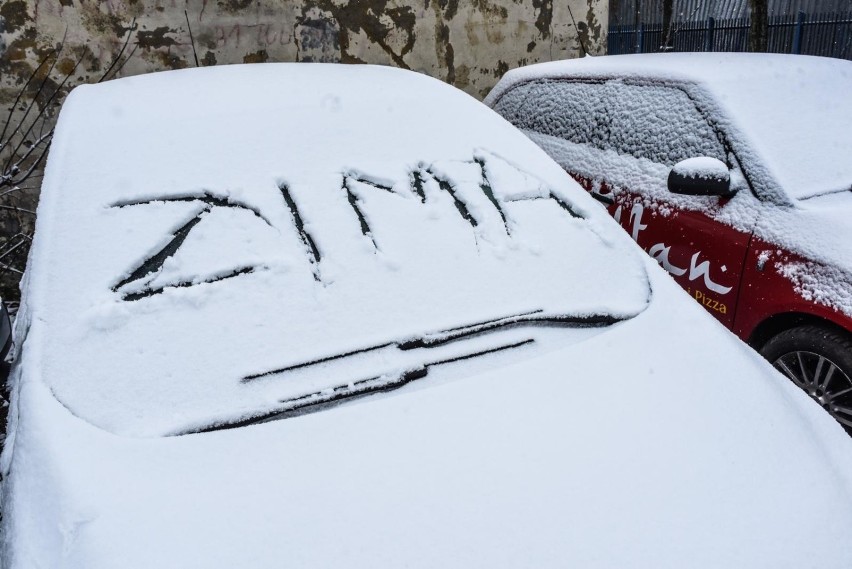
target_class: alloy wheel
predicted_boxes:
[773,350,852,435]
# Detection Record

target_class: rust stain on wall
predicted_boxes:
[242,48,268,63]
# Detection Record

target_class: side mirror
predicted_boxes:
[667,157,736,197]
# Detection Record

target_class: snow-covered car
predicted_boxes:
[486,53,852,434]
[2,64,852,568]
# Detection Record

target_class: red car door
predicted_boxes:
[614,192,751,328]
[573,174,754,328]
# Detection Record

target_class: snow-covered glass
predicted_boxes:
[494,79,726,168]
[493,80,608,149]
[604,83,726,166]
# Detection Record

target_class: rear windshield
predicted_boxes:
[31,65,650,437]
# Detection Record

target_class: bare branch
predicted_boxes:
[0,205,36,216]
[668,1,706,47]
[0,262,24,276]
[113,44,139,78]
[185,10,200,67]
[8,139,52,189]
[5,129,53,179]
[0,238,30,262]
[565,3,588,56]
[1,56,63,174]
[0,233,33,246]
[99,18,137,83]
[3,53,81,176]
[0,49,57,153]
[0,29,68,164]
[0,131,52,190]
[0,182,42,198]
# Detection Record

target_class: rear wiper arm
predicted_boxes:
[242,308,620,383]
[178,338,534,435]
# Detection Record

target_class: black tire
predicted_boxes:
[760,324,852,436]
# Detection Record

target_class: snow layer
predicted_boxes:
[4,267,852,569]
[13,64,648,438]
[486,53,852,201]
[493,78,727,168]
[672,156,729,180]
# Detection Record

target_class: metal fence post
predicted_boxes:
[704,17,715,51]
[792,11,807,54]
[637,23,644,53]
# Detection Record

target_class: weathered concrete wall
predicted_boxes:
[0,0,606,298]
[2,0,605,97]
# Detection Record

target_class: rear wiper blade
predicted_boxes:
[177,338,534,435]
[242,308,619,383]
[398,309,618,349]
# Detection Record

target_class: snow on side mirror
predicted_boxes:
[667,157,736,197]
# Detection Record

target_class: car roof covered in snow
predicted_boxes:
[485,53,852,201]
[27,63,649,437]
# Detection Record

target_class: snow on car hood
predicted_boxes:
[26,64,649,437]
[486,53,852,202]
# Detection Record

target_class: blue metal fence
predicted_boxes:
[608,11,852,59]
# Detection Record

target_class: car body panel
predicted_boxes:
[735,236,852,341]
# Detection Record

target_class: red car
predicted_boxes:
[487,53,852,433]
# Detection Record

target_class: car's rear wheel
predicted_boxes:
[760,325,852,436]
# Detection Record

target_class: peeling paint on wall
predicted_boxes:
[1,0,607,101]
